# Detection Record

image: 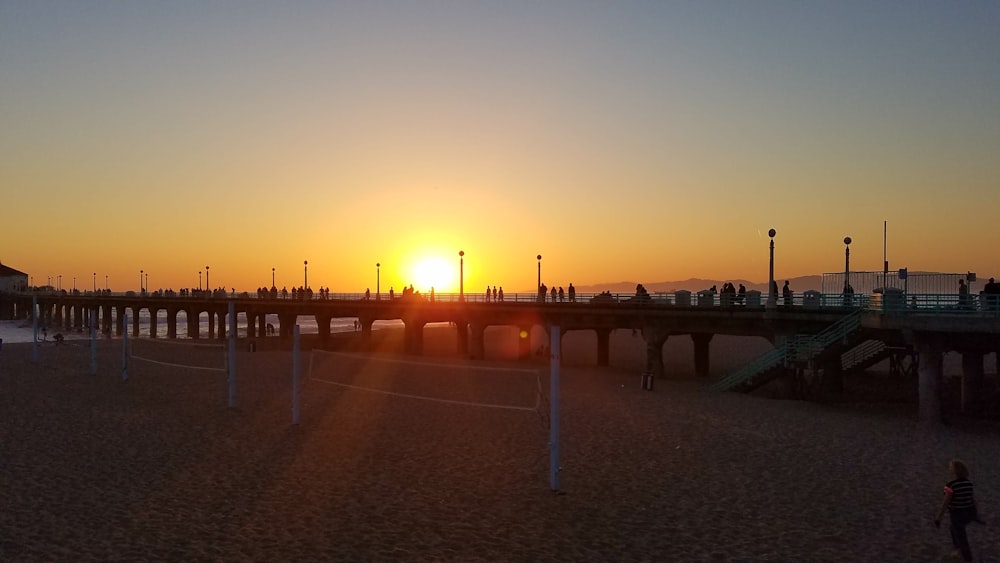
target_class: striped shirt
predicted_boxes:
[945,478,975,510]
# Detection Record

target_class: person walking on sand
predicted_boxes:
[935,459,981,562]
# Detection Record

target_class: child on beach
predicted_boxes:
[934,459,981,562]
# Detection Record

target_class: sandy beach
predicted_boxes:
[1,326,998,561]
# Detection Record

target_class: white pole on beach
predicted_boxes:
[90,308,97,375]
[122,313,129,381]
[228,301,236,408]
[32,296,38,364]
[549,325,561,492]
[292,324,301,425]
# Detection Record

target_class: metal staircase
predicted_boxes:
[712,310,863,392]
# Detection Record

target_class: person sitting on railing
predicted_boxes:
[737,283,746,305]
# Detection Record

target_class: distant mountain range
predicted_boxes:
[571,276,823,295]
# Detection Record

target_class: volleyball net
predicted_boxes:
[306,349,549,426]
[126,337,228,374]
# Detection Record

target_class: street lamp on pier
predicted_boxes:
[376,262,381,300]
[93,272,96,292]
[459,251,465,302]
[199,271,202,291]
[537,254,542,291]
[205,266,210,292]
[105,275,108,291]
[58,275,62,291]
[844,236,852,290]
[73,277,76,291]
[271,267,275,288]
[140,270,143,292]
[765,229,777,310]
[304,260,308,289]
[145,272,149,292]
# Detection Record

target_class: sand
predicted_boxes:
[1,327,998,561]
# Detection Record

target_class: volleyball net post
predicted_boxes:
[121,313,129,381]
[90,308,97,375]
[32,296,38,364]
[292,324,301,425]
[549,325,561,492]
[228,301,236,409]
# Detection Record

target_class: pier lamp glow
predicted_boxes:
[459,251,465,302]
[537,254,542,290]
[765,229,777,310]
[844,236,852,290]
[376,262,381,300]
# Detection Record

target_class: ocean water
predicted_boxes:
[67,311,407,339]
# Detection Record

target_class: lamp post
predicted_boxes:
[93,272,96,292]
[537,254,542,291]
[376,262,381,300]
[58,275,62,291]
[303,260,308,289]
[105,275,108,291]
[145,272,148,292]
[205,266,210,292]
[765,229,777,310]
[199,271,202,291]
[271,267,275,288]
[844,236,852,290]
[73,277,76,291]
[140,270,143,292]
[459,251,465,302]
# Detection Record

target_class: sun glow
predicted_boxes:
[411,257,456,293]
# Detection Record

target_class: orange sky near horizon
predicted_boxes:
[2,3,997,293]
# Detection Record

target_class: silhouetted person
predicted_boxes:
[498,286,504,301]
[389,287,395,300]
[558,287,564,301]
[782,280,792,306]
[737,283,746,305]
[538,283,547,303]
[493,286,497,301]
[958,279,970,310]
[365,288,370,300]
[568,283,576,302]
[551,286,557,302]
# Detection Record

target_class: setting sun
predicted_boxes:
[411,257,456,293]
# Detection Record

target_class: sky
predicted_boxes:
[2,1,998,294]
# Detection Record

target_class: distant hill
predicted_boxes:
[573,275,823,295]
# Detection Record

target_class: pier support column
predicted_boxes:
[916,335,944,425]
[316,313,331,342]
[167,309,178,339]
[455,322,468,355]
[595,328,611,366]
[359,317,373,340]
[218,310,227,340]
[517,325,532,360]
[188,311,200,339]
[207,311,215,340]
[132,308,141,338]
[114,306,124,336]
[469,324,486,360]
[642,327,669,377]
[691,333,713,377]
[278,314,296,339]
[149,308,158,338]
[404,321,425,355]
[961,351,985,415]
